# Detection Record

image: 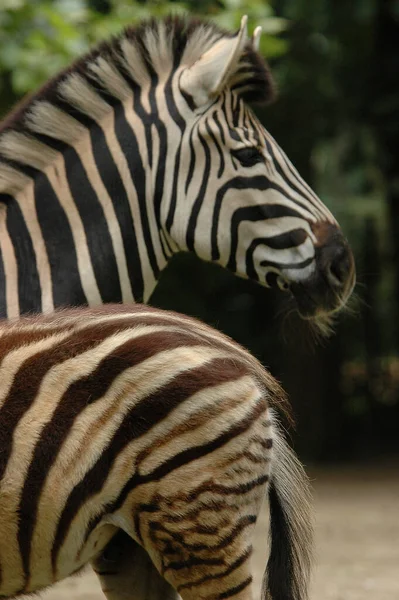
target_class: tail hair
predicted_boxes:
[263,410,313,600]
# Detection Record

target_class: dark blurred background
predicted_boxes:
[1,0,398,463]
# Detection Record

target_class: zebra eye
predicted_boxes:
[231,146,263,167]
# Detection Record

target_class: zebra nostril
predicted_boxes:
[326,246,351,288]
[277,275,289,292]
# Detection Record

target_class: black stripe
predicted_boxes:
[50,97,96,129]
[177,55,196,111]
[0,202,8,317]
[126,84,152,163]
[6,200,41,313]
[89,121,144,301]
[34,172,87,308]
[230,95,241,129]
[28,131,70,154]
[229,129,241,142]
[227,204,303,272]
[211,175,302,262]
[125,88,165,269]
[134,512,143,544]
[245,239,261,282]
[186,128,211,251]
[216,575,252,599]
[164,73,186,234]
[165,71,186,132]
[232,92,239,114]
[261,228,308,250]
[64,145,122,303]
[134,78,165,259]
[0,156,39,180]
[260,255,314,270]
[165,141,183,236]
[247,112,262,146]
[189,475,269,503]
[184,127,196,195]
[161,515,256,554]
[206,117,225,178]
[160,229,173,257]
[177,548,251,591]
[243,108,250,132]
[148,87,168,240]
[213,111,226,145]
[116,99,160,280]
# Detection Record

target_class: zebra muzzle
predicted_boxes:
[290,225,356,318]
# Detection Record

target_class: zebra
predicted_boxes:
[0,15,355,324]
[0,14,349,599]
[0,303,312,600]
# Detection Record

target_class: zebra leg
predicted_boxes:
[130,489,260,600]
[92,530,180,600]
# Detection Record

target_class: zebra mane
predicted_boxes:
[0,16,274,197]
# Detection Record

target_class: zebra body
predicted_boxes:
[0,304,311,600]
[0,15,355,321]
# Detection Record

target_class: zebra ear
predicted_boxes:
[180,15,248,106]
[252,26,262,51]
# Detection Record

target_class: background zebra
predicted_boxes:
[0,303,312,600]
[0,15,354,324]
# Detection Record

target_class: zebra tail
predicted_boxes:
[262,411,313,600]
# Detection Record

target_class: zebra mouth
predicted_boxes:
[289,274,350,318]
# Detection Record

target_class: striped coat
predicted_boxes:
[0,304,311,600]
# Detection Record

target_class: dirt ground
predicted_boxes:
[42,462,399,600]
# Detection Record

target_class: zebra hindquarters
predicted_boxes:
[107,380,273,600]
[92,531,179,600]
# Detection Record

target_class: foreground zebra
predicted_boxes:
[0,304,311,600]
[0,15,355,322]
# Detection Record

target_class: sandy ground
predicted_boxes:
[41,463,399,600]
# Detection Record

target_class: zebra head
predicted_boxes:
[171,17,355,320]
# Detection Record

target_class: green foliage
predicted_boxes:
[0,0,286,113]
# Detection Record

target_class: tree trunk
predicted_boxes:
[372,0,399,348]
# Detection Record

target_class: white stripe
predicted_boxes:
[46,157,102,306]
[0,205,19,318]
[73,132,134,303]
[14,187,54,313]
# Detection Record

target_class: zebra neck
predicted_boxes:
[66,101,173,303]
[0,102,175,317]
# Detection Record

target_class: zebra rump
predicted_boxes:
[0,304,312,600]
